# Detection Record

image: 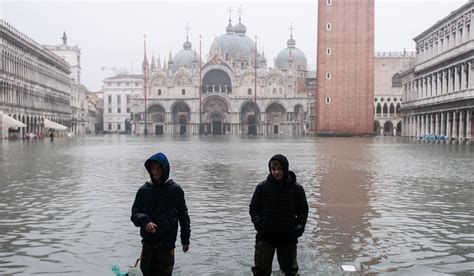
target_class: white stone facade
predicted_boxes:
[0,20,71,138]
[103,74,143,133]
[401,1,474,141]
[131,18,312,136]
[45,34,92,136]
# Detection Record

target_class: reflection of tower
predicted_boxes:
[313,140,376,265]
[316,0,374,135]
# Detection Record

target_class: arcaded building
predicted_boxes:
[0,20,71,138]
[316,0,374,135]
[401,1,473,141]
[131,16,313,136]
[374,52,415,136]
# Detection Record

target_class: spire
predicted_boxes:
[163,58,167,71]
[168,51,173,64]
[226,6,234,34]
[157,55,161,69]
[150,52,156,72]
[234,5,247,35]
[142,35,149,74]
[238,5,242,23]
[61,31,67,45]
[287,23,296,48]
[183,23,192,50]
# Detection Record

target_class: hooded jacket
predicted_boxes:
[131,152,191,249]
[249,154,309,245]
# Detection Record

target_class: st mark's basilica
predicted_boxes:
[130,15,313,136]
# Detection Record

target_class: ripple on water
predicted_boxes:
[0,136,473,275]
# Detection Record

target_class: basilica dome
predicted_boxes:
[209,19,255,62]
[172,38,199,71]
[275,36,307,71]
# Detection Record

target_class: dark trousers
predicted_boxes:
[252,240,298,276]
[140,243,175,276]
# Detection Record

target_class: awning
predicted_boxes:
[44,118,68,130]
[1,112,26,129]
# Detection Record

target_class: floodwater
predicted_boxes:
[0,136,472,275]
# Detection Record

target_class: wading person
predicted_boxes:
[131,152,191,276]
[249,154,308,276]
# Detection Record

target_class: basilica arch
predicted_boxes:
[265,102,286,135]
[171,101,191,135]
[240,101,261,135]
[202,96,229,135]
[147,104,166,135]
[202,68,232,94]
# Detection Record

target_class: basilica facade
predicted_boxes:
[131,17,313,136]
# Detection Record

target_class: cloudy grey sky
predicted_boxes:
[1,0,468,91]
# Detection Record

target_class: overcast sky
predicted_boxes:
[1,0,468,91]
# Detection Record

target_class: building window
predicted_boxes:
[117,108,121,113]
[108,108,112,113]
[135,83,139,86]
[108,123,112,130]
[158,89,162,95]
[326,72,331,79]
[108,95,112,104]
[117,124,121,130]
[326,23,332,30]
[326,48,332,55]
[127,108,130,113]
[126,95,130,105]
[117,82,121,87]
[325,96,331,104]
[248,88,252,95]
[392,73,402,87]
[182,89,185,95]
[117,95,121,104]
[327,0,332,5]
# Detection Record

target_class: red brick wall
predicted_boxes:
[316,0,374,135]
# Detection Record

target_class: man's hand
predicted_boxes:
[182,244,189,253]
[145,222,157,233]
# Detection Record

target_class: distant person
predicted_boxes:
[131,152,191,276]
[249,154,309,276]
[49,130,54,142]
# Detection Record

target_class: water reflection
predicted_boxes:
[310,139,377,273]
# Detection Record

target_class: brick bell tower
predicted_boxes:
[316,0,374,136]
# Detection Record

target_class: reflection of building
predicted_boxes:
[0,20,71,138]
[401,1,473,141]
[313,140,375,264]
[131,15,313,136]
[374,52,415,136]
[103,74,143,133]
[316,0,374,136]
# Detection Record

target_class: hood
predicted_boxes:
[144,152,170,184]
[268,154,293,183]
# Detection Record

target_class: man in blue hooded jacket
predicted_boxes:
[131,152,191,276]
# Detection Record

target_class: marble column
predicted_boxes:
[452,111,458,140]
[447,112,451,139]
[466,110,472,140]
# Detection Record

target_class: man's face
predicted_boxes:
[270,160,283,181]
[150,162,163,181]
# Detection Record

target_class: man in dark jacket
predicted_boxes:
[131,152,191,276]
[249,154,309,276]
